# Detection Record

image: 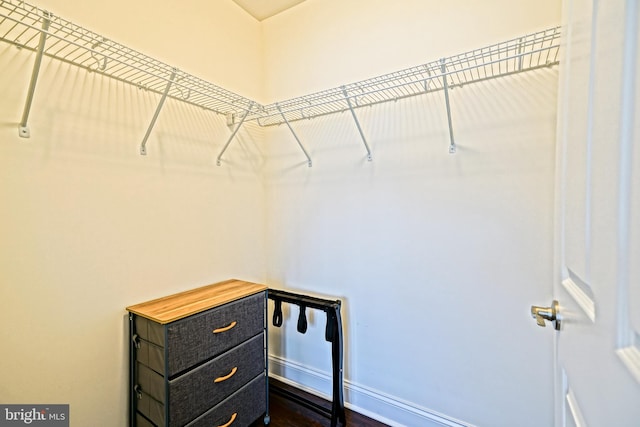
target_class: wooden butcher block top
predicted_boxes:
[126,279,267,324]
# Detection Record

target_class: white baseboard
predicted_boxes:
[267,355,476,427]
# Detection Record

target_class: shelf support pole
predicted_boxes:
[216,102,254,166]
[19,11,51,138]
[276,103,312,167]
[440,58,457,154]
[140,69,177,155]
[341,86,372,161]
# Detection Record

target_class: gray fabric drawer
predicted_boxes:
[137,390,165,426]
[167,293,264,376]
[136,339,165,375]
[185,374,266,427]
[136,333,264,426]
[136,362,166,403]
[135,316,165,347]
[169,334,265,426]
[136,413,156,427]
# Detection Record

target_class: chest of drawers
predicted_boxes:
[127,279,268,427]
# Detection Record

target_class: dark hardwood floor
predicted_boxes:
[251,378,389,427]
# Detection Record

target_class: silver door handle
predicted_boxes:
[530,300,561,330]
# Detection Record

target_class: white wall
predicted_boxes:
[0,1,561,426]
[0,1,264,426]
[262,1,560,426]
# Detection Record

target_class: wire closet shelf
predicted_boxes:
[0,0,561,160]
[0,0,256,117]
[256,27,561,126]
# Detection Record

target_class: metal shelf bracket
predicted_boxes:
[18,10,50,138]
[441,58,456,154]
[140,68,177,155]
[216,102,255,166]
[276,103,312,167]
[341,86,372,162]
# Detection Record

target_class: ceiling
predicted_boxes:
[231,0,307,21]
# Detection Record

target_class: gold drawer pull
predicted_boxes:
[214,366,238,383]
[212,321,237,334]
[218,412,237,427]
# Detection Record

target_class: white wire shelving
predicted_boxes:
[257,27,561,126]
[0,0,561,164]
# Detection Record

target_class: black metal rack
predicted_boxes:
[267,289,346,427]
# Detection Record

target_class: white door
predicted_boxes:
[543,0,640,426]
